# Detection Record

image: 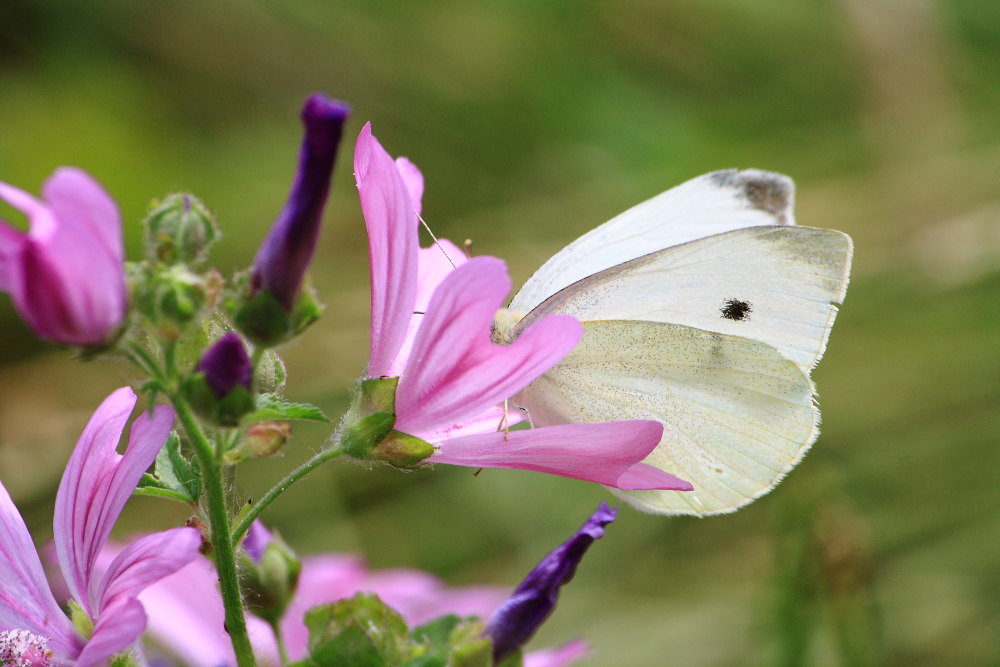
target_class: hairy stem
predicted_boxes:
[231,442,347,544]
[172,395,256,666]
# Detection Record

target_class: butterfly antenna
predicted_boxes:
[417,212,458,268]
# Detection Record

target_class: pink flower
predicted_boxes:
[0,388,201,666]
[0,168,127,345]
[138,544,585,667]
[353,125,690,491]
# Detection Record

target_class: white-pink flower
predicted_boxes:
[353,124,691,491]
[0,388,200,666]
[0,168,127,345]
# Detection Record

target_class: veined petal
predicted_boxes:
[356,124,419,378]
[386,238,468,377]
[0,482,80,656]
[427,420,691,490]
[394,256,582,434]
[54,388,175,615]
[394,157,424,215]
[94,527,201,616]
[74,598,146,667]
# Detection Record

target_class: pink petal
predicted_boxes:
[74,598,146,667]
[0,482,81,657]
[428,421,692,490]
[393,585,508,627]
[356,124,420,379]
[0,169,125,345]
[43,168,123,263]
[524,639,589,667]
[95,527,201,616]
[277,554,369,659]
[54,388,175,616]
[38,168,125,337]
[386,238,469,377]
[394,256,582,435]
[394,156,424,215]
[416,404,524,443]
[0,212,27,293]
[139,556,279,667]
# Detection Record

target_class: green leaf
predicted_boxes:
[135,432,200,503]
[245,393,329,423]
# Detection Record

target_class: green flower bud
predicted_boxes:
[241,526,302,625]
[133,264,214,339]
[224,421,291,463]
[144,193,219,265]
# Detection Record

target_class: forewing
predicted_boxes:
[517,225,852,373]
[514,320,818,516]
[510,169,797,314]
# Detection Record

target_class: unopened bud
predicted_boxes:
[134,264,210,339]
[144,193,219,265]
[241,525,302,625]
[225,421,291,463]
[184,333,255,426]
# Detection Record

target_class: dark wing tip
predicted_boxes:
[707,169,795,225]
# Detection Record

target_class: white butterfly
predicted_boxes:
[493,170,853,515]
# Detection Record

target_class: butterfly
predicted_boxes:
[493,169,853,515]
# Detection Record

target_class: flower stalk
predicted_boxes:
[170,394,256,667]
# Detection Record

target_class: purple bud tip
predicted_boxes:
[484,502,618,662]
[251,93,351,311]
[243,520,273,563]
[198,332,253,398]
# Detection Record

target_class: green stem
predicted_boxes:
[172,396,257,666]
[270,620,290,666]
[125,341,168,386]
[231,442,347,544]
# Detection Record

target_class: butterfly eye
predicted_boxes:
[720,298,752,321]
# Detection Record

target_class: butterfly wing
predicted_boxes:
[515,225,852,373]
[510,169,798,314]
[513,320,818,515]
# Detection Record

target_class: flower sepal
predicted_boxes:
[182,372,255,427]
[339,377,434,468]
[232,283,289,348]
[131,261,220,340]
[69,599,94,640]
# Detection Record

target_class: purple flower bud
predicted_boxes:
[198,332,252,398]
[484,502,618,662]
[243,520,273,563]
[251,93,350,311]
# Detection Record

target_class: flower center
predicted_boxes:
[0,629,54,667]
[491,308,525,345]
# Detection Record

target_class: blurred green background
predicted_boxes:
[2,1,999,665]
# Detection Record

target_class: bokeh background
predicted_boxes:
[2,1,999,665]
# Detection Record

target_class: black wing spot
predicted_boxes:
[720,298,752,321]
